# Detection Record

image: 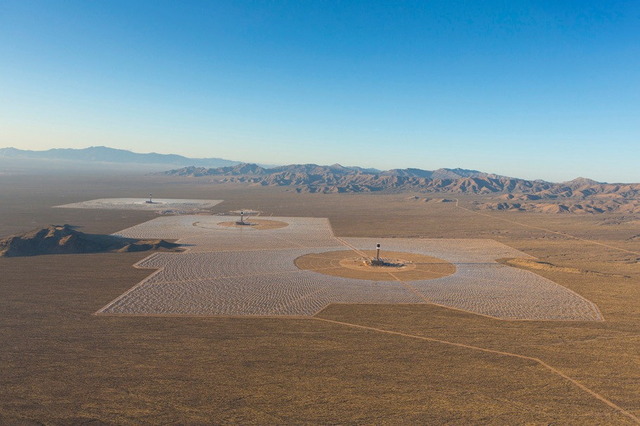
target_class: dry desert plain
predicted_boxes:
[0,172,639,424]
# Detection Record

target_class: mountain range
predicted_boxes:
[3,146,639,213]
[0,146,240,168]
[161,163,633,196]
[162,163,640,214]
[162,163,509,191]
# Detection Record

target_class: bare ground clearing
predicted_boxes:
[215,219,289,230]
[295,249,456,281]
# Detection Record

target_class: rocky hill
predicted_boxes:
[464,178,640,214]
[0,225,182,257]
[473,199,640,214]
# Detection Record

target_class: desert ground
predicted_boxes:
[1,171,639,424]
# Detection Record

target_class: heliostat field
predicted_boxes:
[97,215,602,320]
[55,197,223,211]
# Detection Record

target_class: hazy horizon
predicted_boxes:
[1,1,638,182]
[0,144,627,183]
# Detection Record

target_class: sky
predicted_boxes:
[0,0,638,182]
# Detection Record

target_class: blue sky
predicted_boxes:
[1,0,638,182]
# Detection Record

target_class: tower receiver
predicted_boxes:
[236,210,250,226]
[370,243,385,266]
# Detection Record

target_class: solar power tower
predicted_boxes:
[236,210,248,226]
[370,243,385,266]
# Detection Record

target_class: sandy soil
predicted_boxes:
[1,174,638,424]
[214,219,289,230]
[295,250,456,281]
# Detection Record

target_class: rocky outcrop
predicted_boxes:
[0,225,182,257]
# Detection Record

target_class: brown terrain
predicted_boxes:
[0,169,639,424]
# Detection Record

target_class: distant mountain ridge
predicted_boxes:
[162,163,538,193]
[3,146,638,213]
[165,163,495,179]
[161,163,640,200]
[0,146,240,168]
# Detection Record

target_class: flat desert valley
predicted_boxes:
[1,172,639,424]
